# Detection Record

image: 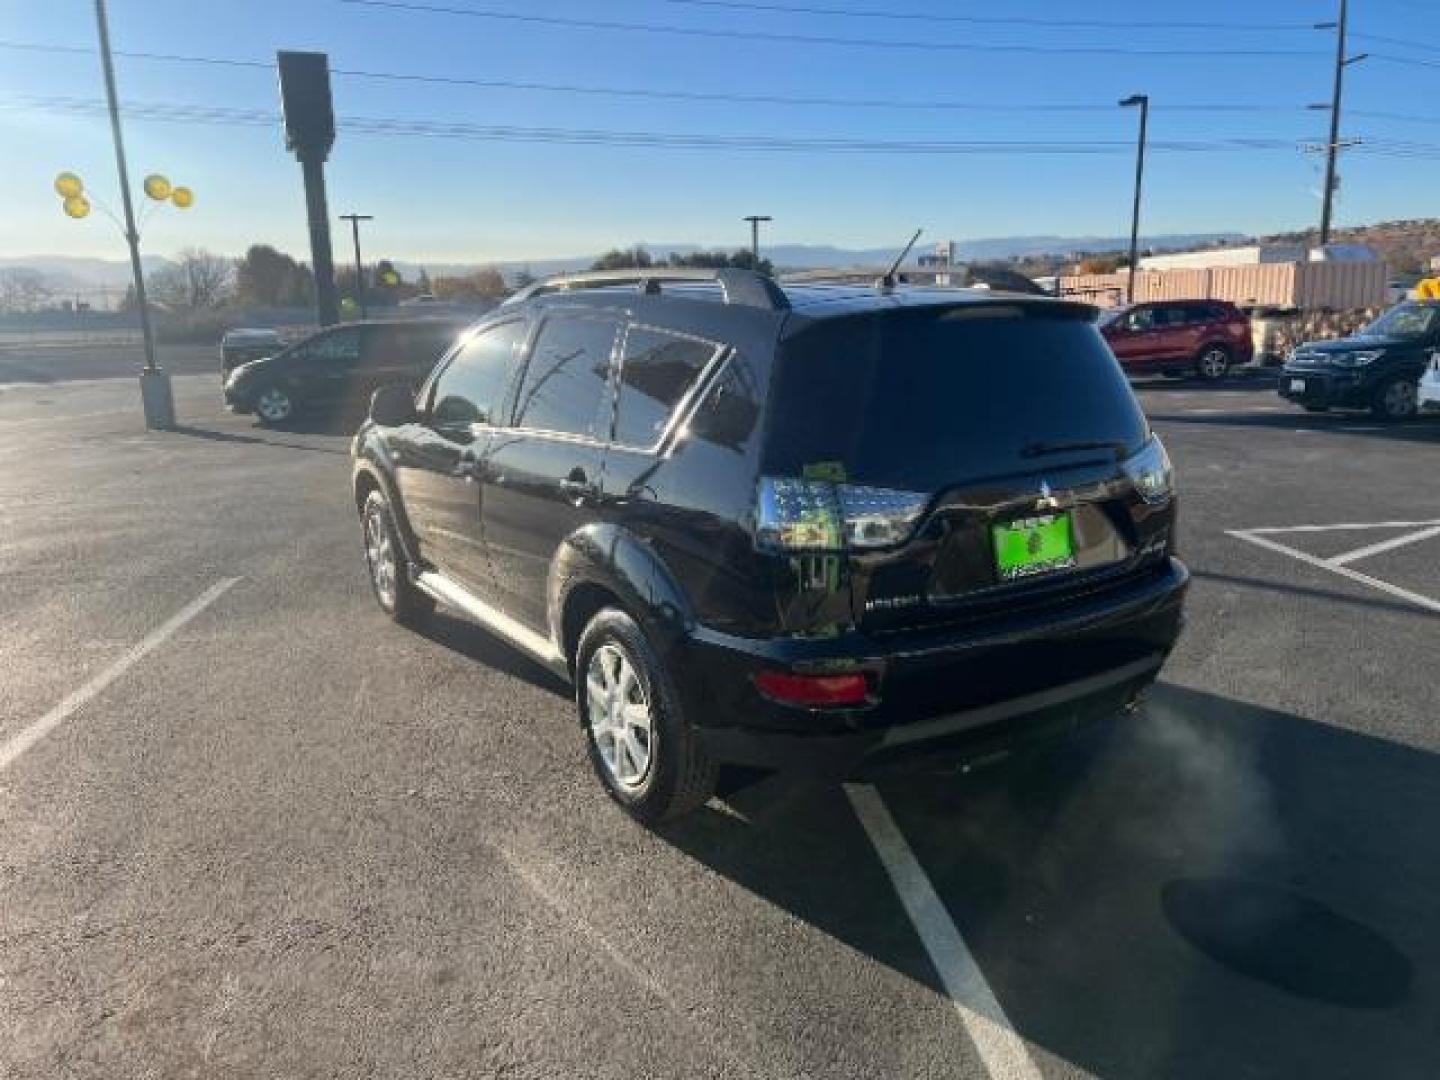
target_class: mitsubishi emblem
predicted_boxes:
[1036,481,1061,511]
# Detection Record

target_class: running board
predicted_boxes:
[413,571,569,679]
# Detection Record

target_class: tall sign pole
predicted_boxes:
[94,0,174,428]
[277,51,340,326]
[743,215,772,267]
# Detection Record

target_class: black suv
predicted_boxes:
[225,319,467,425]
[1279,301,1439,420]
[351,269,1188,822]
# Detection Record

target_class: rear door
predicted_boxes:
[480,310,618,633]
[297,325,365,409]
[391,319,529,593]
[767,303,1154,635]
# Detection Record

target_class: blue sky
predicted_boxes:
[2,0,1436,263]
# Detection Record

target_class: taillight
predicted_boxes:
[754,670,869,707]
[756,477,928,552]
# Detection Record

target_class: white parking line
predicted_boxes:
[1329,525,1440,567]
[846,783,1044,1080]
[1228,530,1440,615]
[0,577,240,774]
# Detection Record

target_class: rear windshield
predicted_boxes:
[766,304,1148,492]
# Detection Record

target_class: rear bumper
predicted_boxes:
[1277,368,1374,408]
[679,557,1188,776]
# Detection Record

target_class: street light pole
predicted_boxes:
[340,213,373,320]
[1120,94,1149,306]
[94,0,173,428]
[743,215,772,268]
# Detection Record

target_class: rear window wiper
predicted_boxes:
[1020,439,1129,460]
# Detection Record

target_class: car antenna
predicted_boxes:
[877,228,923,291]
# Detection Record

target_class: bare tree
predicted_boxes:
[148,248,234,310]
[0,268,55,314]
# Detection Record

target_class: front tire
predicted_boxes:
[1371,376,1418,422]
[361,490,433,627]
[1195,344,1232,381]
[576,609,716,824]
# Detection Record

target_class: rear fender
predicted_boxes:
[548,524,694,654]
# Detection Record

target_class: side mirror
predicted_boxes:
[369,383,418,426]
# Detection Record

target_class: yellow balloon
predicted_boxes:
[54,171,84,198]
[1417,278,1440,300]
[170,186,194,209]
[142,174,172,201]
[62,195,91,220]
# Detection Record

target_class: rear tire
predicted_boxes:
[1371,376,1418,422]
[1194,344,1232,381]
[253,383,296,426]
[576,609,716,824]
[361,490,433,627]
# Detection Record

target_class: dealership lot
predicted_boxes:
[2,360,1439,1078]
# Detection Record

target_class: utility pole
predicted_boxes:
[1316,0,1367,247]
[340,213,373,319]
[743,215,772,268]
[94,0,173,429]
[1119,94,1149,306]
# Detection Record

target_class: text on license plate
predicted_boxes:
[992,513,1077,581]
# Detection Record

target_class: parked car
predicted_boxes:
[1099,300,1254,380]
[225,319,467,425]
[1419,350,1440,416]
[1279,300,1440,421]
[219,328,283,376]
[351,269,1188,823]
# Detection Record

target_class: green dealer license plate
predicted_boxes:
[992,513,1077,581]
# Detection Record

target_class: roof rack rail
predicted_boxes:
[504,267,790,312]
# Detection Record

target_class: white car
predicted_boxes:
[1420,350,1440,414]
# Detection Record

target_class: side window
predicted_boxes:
[1127,308,1156,331]
[308,326,363,365]
[510,315,619,438]
[429,321,528,427]
[613,327,720,448]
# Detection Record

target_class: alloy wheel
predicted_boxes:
[364,502,397,609]
[585,643,654,790]
[1382,380,1417,420]
[256,387,293,423]
[1198,349,1230,381]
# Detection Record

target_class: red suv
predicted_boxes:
[1100,300,1253,380]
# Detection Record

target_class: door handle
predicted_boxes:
[453,456,481,481]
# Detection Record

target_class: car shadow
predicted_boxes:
[1191,568,1440,621]
[253,408,367,437]
[170,425,350,457]
[1148,410,1440,441]
[1131,372,1279,393]
[658,684,1438,1078]
[418,609,570,697]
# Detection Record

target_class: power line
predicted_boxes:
[655,0,1319,32]
[336,0,1327,58]
[0,39,1316,115]
[1351,31,1440,54]
[0,93,1327,155]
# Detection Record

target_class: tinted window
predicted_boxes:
[364,324,461,370]
[511,315,618,438]
[429,321,527,426]
[767,306,1148,492]
[1360,303,1440,340]
[301,326,362,365]
[613,327,718,448]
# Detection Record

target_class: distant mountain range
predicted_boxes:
[0,232,1247,291]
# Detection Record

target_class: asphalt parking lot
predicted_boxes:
[3,355,1439,1078]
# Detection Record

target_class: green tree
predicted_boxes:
[591,247,653,271]
[235,245,312,308]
